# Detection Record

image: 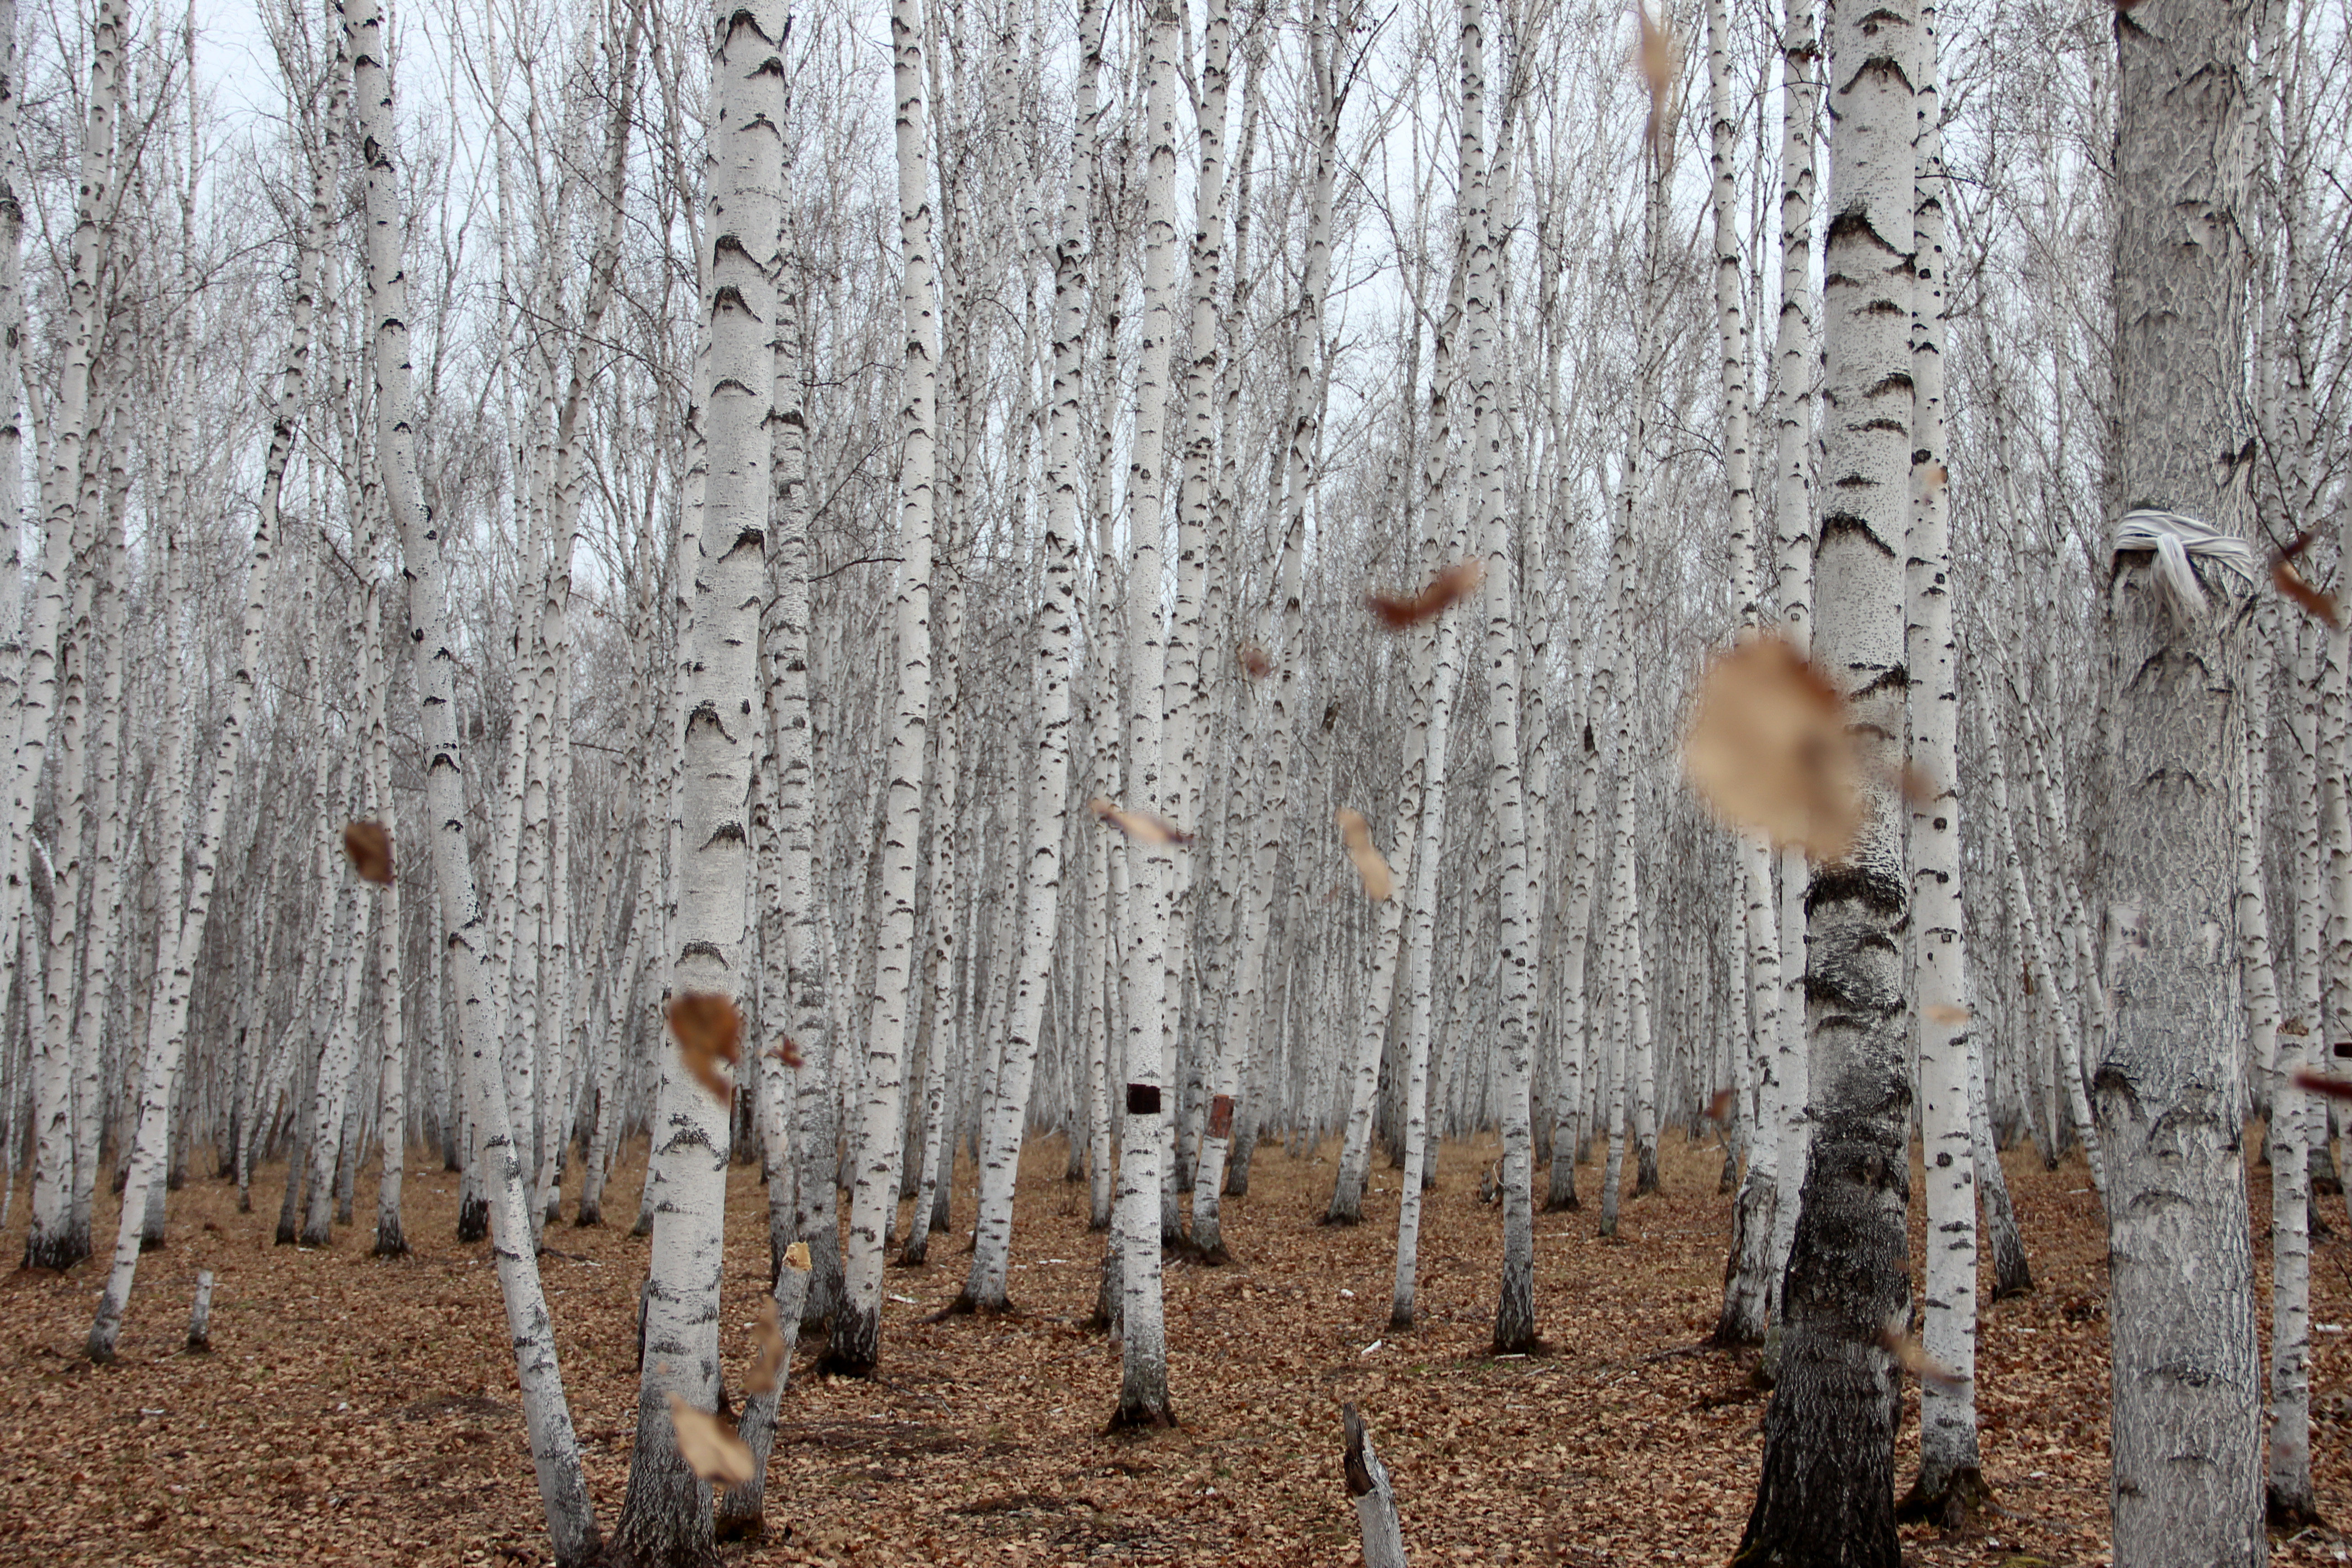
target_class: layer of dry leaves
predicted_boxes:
[3,1129,2349,1566]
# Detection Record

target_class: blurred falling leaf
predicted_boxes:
[747,1299,787,1395]
[668,993,742,1107]
[1703,1088,1735,1123]
[1335,807,1392,901]
[1364,558,1484,630]
[1237,641,1273,679]
[1916,461,1949,496]
[1893,761,1941,807]
[2281,1016,2311,1038]
[2270,532,2338,627]
[1088,798,1192,846]
[2293,1068,2352,1102]
[666,1392,755,1485]
[1634,4,1676,151]
[784,1240,810,1271]
[1922,1003,1972,1027]
[1879,1323,1968,1395]
[343,820,393,885]
[765,1034,804,1069]
[1681,633,1863,861]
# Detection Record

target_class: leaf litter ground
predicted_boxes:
[1,1131,2347,1566]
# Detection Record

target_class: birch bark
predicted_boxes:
[830,0,939,1374]
[1109,0,1184,1427]
[2093,0,2264,1556]
[1902,1,1979,1506]
[611,0,780,1550]
[347,2,598,1557]
[956,0,1103,1309]
[1737,0,1916,1548]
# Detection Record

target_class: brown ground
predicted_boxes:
[0,1128,2346,1567]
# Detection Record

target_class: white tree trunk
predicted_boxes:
[1764,0,1821,1321]
[1905,1,1978,1504]
[832,0,939,1374]
[611,0,780,1552]
[957,0,1103,1309]
[1109,0,1183,1427]
[347,3,598,1558]
[1739,0,1916,1545]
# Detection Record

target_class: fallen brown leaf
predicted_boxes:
[1088,798,1191,846]
[668,993,742,1106]
[666,1392,755,1485]
[1680,633,1864,861]
[1364,558,1484,630]
[1335,807,1392,902]
[343,820,394,885]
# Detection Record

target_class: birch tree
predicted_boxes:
[2091,0,2264,1557]
[1736,0,1916,1549]
[348,0,598,1557]
[831,0,940,1376]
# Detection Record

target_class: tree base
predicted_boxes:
[814,1305,880,1377]
[372,1222,408,1259]
[456,1198,489,1244]
[2267,1486,2323,1532]
[1898,1463,1992,1529]
[575,1201,603,1228]
[1108,1397,1177,1431]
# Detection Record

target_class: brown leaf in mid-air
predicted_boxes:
[1364,558,1485,630]
[343,820,394,884]
[1922,1004,1971,1027]
[784,1240,810,1271]
[1634,4,1676,151]
[2270,533,2338,627]
[2281,1016,2311,1038]
[1334,808,1392,902]
[669,993,742,1107]
[666,1392,755,1485]
[1879,1323,1968,1395]
[747,1299,787,1395]
[1680,633,1863,861]
[1892,761,1941,807]
[765,1034,804,1069]
[1088,798,1192,846]
[2293,1068,2352,1102]
[1237,641,1273,679]
[1703,1088,1735,1124]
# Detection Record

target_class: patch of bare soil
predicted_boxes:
[0,1131,2343,1566]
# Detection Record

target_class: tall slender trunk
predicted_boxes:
[1196,0,1333,1258]
[1108,0,1184,1428]
[610,1,780,1555]
[830,0,939,1375]
[1711,0,1780,1343]
[2095,4,2262,1556]
[1736,0,1916,1547]
[347,2,598,1558]
[957,0,1103,1309]
[1764,0,1821,1323]
[1902,0,1979,1509]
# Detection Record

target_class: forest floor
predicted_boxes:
[1,1129,2348,1567]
